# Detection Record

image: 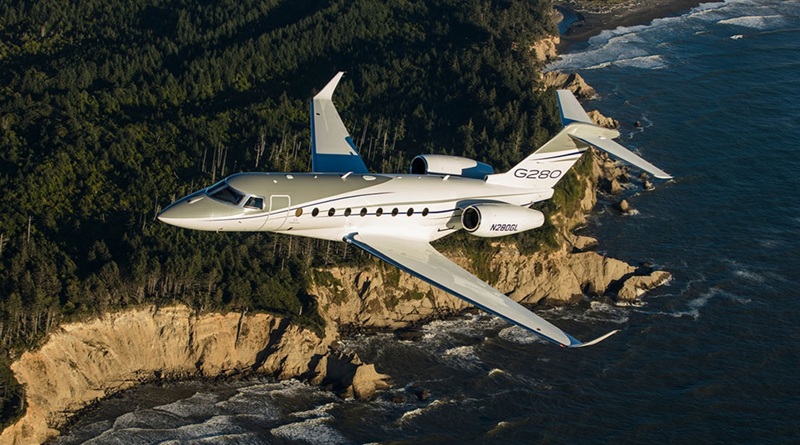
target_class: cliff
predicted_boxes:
[0,306,388,445]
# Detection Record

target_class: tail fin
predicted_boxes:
[486,90,671,190]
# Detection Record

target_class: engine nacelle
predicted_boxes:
[461,203,545,238]
[410,154,494,179]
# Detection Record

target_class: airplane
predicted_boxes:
[158,72,671,348]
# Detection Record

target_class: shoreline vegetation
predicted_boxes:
[0,1,689,442]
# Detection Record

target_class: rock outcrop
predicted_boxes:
[530,35,560,63]
[541,71,596,98]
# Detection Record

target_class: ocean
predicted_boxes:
[56,1,800,443]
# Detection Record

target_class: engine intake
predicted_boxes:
[410,154,493,179]
[461,203,545,238]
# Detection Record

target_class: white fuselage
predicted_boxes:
[158,172,554,243]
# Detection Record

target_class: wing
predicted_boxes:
[310,72,369,174]
[345,233,618,348]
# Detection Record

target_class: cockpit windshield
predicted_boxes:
[208,184,244,206]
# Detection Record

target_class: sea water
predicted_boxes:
[56,1,800,443]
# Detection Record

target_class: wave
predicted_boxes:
[637,286,751,320]
[548,0,799,72]
[541,301,631,326]
[270,417,351,445]
[398,399,449,423]
[498,325,549,345]
[718,14,788,29]
[156,391,220,418]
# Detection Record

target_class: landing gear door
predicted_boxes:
[266,195,291,231]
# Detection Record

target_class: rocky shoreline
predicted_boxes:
[1,11,676,445]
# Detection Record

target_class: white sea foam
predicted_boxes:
[398,399,448,423]
[733,268,765,283]
[291,402,338,420]
[488,368,508,377]
[155,392,220,418]
[542,301,630,326]
[441,344,482,369]
[270,418,350,445]
[110,409,185,430]
[666,287,752,320]
[718,14,787,29]
[215,391,281,420]
[498,325,548,345]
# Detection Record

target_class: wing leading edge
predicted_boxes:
[311,72,369,174]
[345,233,619,348]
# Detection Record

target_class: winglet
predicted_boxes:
[310,72,369,174]
[566,329,621,348]
[315,71,345,101]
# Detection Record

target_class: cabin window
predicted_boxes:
[391,208,399,216]
[344,208,352,216]
[360,208,367,217]
[295,208,303,217]
[407,208,414,216]
[312,208,319,217]
[376,208,383,217]
[328,208,335,216]
[244,196,264,210]
[422,208,429,216]
[209,185,244,206]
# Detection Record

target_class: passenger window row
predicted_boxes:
[303,207,430,217]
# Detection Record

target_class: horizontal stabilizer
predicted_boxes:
[571,132,673,179]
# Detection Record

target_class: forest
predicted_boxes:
[0,0,569,425]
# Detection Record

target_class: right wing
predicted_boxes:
[345,232,618,348]
[310,72,369,174]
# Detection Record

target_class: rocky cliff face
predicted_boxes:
[311,242,668,332]
[0,306,388,445]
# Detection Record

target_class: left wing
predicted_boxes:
[345,233,618,348]
[310,72,369,174]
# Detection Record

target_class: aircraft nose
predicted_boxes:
[157,192,221,230]
[157,197,194,228]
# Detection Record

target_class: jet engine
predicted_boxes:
[461,203,545,238]
[410,154,493,179]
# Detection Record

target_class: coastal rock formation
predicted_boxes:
[587,110,620,129]
[617,271,672,301]
[0,306,388,445]
[531,35,561,63]
[310,237,666,331]
[541,71,596,98]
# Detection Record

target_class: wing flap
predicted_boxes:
[311,72,369,174]
[345,233,617,348]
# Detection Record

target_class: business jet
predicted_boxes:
[158,72,671,348]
